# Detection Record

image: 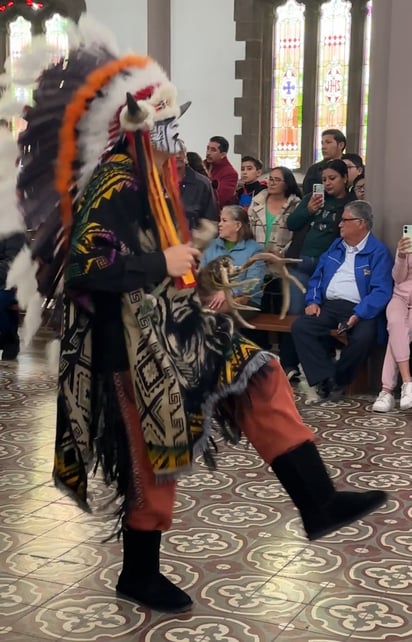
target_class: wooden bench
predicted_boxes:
[247,313,369,395]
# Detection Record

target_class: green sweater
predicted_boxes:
[286,192,354,258]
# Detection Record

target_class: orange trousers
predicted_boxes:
[124,358,314,531]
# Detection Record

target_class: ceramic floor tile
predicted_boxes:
[1,337,411,640]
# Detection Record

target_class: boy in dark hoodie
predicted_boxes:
[236,156,266,209]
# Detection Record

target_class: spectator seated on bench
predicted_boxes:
[0,232,26,360]
[291,201,393,401]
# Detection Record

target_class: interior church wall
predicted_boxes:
[84,0,242,169]
[169,0,243,167]
[85,0,148,54]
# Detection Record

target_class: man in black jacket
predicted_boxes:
[176,145,219,229]
[0,232,25,360]
[302,129,346,195]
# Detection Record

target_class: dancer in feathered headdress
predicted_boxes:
[0,16,388,614]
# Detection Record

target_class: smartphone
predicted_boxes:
[312,183,325,207]
[402,225,412,252]
[336,323,350,335]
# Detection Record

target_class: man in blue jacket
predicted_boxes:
[292,201,393,399]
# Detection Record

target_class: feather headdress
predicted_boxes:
[0,15,191,346]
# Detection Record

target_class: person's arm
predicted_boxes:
[353,247,394,319]
[286,194,322,231]
[392,237,411,283]
[304,252,327,307]
[216,168,238,207]
[65,187,198,293]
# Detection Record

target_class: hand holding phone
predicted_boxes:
[312,183,325,208]
[336,322,350,335]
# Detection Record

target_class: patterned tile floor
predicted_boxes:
[1,334,412,642]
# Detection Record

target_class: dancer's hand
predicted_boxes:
[164,244,200,277]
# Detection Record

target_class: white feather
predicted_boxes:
[6,247,38,309]
[77,59,169,195]
[21,291,44,347]
[77,14,119,56]
[45,338,61,375]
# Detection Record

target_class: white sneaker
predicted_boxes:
[400,381,412,410]
[372,390,395,412]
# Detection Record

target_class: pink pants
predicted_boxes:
[382,295,412,390]
[124,358,314,531]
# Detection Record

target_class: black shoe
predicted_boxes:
[117,528,193,613]
[285,366,301,382]
[2,335,20,360]
[304,490,387,540]
[316,377,343,400]
[116,573,193,612]
[271,441,388,541]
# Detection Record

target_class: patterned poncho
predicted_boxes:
[53,153,272,508]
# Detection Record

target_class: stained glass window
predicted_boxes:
[359,0,372,162]
[271,0,305,169]
[9,16,32,136]
[45,13,69,63]
[315,0,351,160]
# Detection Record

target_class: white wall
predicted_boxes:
[170,0,244,169]
[86,0,242,168]
[85,0,147,54]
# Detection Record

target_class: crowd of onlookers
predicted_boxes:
[178,130,412,412]
[1,126,411,413]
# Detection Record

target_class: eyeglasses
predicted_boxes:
[268,177,284,184]
[354,185,365,192]
[340,217,362,223]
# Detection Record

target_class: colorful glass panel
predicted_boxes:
[271,0,305,169]
[45,13,69,64]
[315,0,351,160]
[9,16,32,137]
[359,0,372,162]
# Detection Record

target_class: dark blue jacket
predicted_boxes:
[305,233,393,322]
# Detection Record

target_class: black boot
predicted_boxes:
[1,332,20,360]
[271,441,387,540]
[116,528,193,612]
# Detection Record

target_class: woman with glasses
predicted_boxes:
[248,166,302,255]
[280,159,355,380]
[200,205,265,312]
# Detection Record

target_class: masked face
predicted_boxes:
[150,116,183,155]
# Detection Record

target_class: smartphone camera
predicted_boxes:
[312,183,325,207]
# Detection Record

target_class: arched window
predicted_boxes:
[0,1,80,135]
[270,0,372,169]
[233,0,372,171]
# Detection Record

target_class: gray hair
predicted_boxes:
[344,200,373,230]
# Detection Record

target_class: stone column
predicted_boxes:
[346,0,369,153]
[366,0,412,251]
[147,0,171,76]
[299,0,322,171]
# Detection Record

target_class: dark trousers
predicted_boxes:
[0,290,17,334]
[291,299,376,387]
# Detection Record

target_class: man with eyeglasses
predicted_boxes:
[291,200,393,401]
[353,173,366,198]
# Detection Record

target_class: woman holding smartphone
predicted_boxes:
[280,159,355,380]
[372,234,412,412]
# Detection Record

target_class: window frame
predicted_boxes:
[234,0,371,171]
